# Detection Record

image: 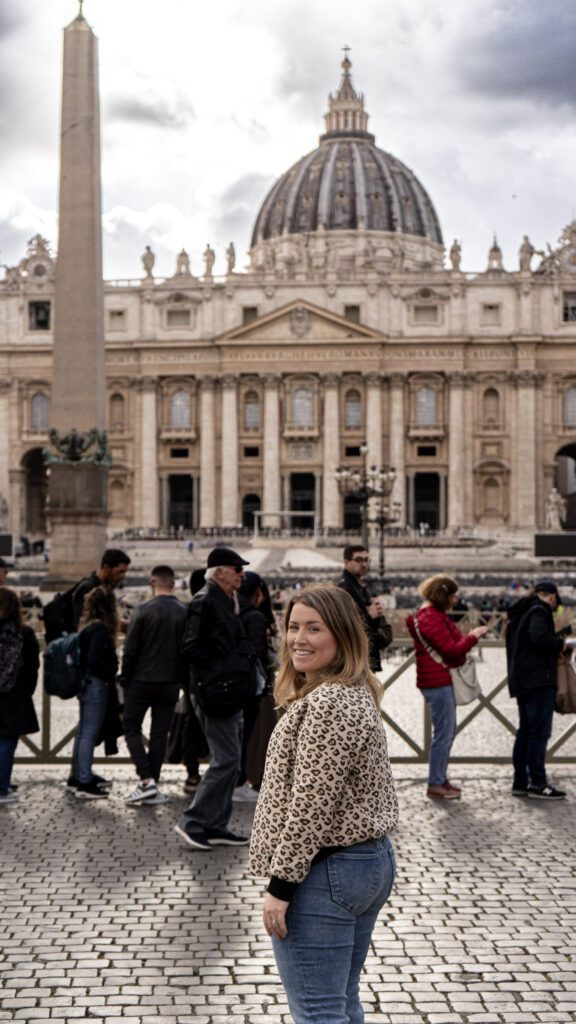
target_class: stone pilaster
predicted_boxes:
[139,378,159,528]
[0,382,11,525]
[447,372,467,529]
[262,375,281,528]
[365,372,383,466]
[322,374,340,529]
[388,373,406,526]
[199,377,217,528]
[220,375,239,527]
[513,371,541,528]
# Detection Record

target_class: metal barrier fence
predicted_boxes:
[16,639,576,766]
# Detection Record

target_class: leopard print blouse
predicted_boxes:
[248,680,398,885]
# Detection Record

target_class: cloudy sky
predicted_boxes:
[1,0,575,279]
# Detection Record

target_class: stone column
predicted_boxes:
[0,382,11,528]
[220,374,239,527]
[447,372,466,530]
[388,374,406,527]
[139,378,159,528]
[322,374,340,529]
[514,371,539,528]
[199,377,217,528]
[262,375,281,528]
[46,10,107,578]
[365,373,383,467]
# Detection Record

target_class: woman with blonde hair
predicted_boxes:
[407,574,487,800]
[249,582,398,1024]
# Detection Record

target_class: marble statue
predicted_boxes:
[545,487,566,531]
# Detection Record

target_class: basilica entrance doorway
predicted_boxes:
[242,493,261,529]
[290,473,315,529]
[21,448,48,536]
[556,444,576,529]
[167,474,194,530]
[413,472,441,531]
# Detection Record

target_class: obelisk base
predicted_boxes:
[45,462,108,582]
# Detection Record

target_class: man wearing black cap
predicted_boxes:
[175,547,254,850]
[506,580,569,799]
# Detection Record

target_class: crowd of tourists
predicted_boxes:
[0,544,573,1023]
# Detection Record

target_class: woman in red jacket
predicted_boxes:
[407,575,487,800]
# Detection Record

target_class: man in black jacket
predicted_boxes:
[175,546,253,851]
[506,580,568,799]
[336,544,392,672]
[122,565,187,806]
[72,548,131,629]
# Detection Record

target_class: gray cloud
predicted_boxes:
[106,94,195,128]
[0,0,24,38]
[453,0,576,106]
[213,173,275,244]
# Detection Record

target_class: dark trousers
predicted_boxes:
[123,681,180,782]
[177,696,242,834]
[512,687,556,789]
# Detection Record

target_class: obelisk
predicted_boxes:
[46,2,108,579]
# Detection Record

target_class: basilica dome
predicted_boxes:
[251,57,442,247]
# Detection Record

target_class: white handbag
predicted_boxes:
[413,612,482,706]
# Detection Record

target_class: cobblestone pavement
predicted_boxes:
[2,764,576,1024]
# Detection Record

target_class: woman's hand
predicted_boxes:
[470,625,488,640]
[263,893,289,939]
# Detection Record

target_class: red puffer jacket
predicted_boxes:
[406,604,478,689]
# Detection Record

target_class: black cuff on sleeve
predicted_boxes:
[267,875,298,901]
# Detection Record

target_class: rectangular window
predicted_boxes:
[108,310,127,331]
[170,448,189,459]
[413,304,438,324]
[242,306,258,324]
[28,301,51,331]
[417,445,437,457]
[167,309,191,327]
[481,303,501,326]
[244,446,260,457]
[344,304,360,323]
[344,445,361,457]
[563,293,576,322]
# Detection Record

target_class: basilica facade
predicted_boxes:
[2,57,576,540]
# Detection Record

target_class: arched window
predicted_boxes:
[345,389,362,429]
[30,392,49,431]
[109,480,125,514]
[170,390,190,429]
[482,388,500,426]
[483,477,502,515]
[109,393,125,432]
[244,391,260,430]
[564,387,576,428]
[292,387,314,428]
[415,386,437,427]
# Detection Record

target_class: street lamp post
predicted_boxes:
[334,443,399,588]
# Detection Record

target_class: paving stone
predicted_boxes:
[2,764,576,1022]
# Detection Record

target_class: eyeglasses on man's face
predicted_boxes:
[351,556,369,564]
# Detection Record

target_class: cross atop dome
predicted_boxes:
[321,50,373,141]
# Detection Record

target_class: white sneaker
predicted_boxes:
[125,780,158,804]
[140,791,168,806]
[0,791,18,804]
[232,783,259,803]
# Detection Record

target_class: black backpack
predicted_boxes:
[43,586,77,644]
[44,633,83,699]
[0,623,24,694]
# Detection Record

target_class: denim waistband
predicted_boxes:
[311,835,390,867]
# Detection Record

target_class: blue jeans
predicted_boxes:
[422,685,456,786]
[72,676,108,784]
[513,687,556,789]
[177,696,242,834]
[0,736,18,795]
[272,837,396,1024]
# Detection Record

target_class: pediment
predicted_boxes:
[219,300,383,344]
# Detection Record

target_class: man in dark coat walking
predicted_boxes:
[336,544,392,672]
[506,580,568,799]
